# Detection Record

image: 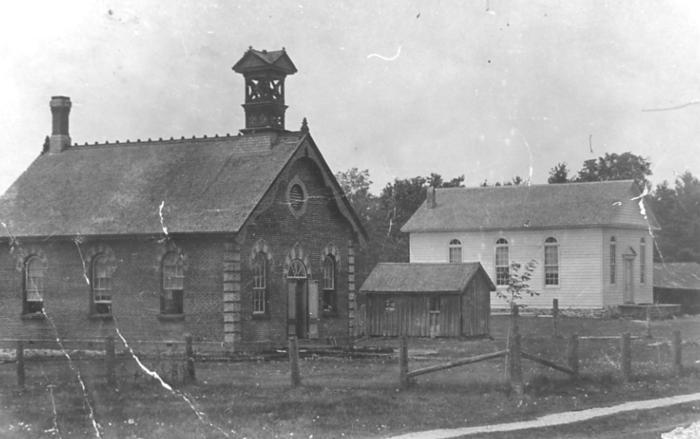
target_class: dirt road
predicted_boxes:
[389,392,700,439]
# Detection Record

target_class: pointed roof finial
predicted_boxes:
[300,117,309,133]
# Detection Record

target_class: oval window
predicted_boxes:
[289,184,305,211]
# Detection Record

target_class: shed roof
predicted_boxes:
[401,180,659,233]
[0,133,304,237]
[654,262,700,291]
[360,262,495,293]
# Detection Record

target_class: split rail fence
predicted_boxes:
[3,305,690,395]
[6,335,196,388]
[398,304,685,393]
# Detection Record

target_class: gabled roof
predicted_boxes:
[360,262,495,293]
[0,133,306,237]
[654,262,700,291]
[402,180,659,233]
[232,48,297,74]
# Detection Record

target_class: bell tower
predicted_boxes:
[233,47,298,133]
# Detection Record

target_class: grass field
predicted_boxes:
[1,314,700,438]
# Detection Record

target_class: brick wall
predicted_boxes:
[0,235,225,344]
[0,142,362,350]
[236,153,358,348]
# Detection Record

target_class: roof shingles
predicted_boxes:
[654,262,700,291]
[360,262,494,293]
[401,180,658,233]
[0,133,303,237]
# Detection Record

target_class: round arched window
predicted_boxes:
[289,184,305,211]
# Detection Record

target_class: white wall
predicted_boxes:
[601,228,654,306]
[409,228,605,309]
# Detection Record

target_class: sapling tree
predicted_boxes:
[499,260,539,383]
[495,259,539,310]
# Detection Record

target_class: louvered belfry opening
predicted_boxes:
[233,47,298,133]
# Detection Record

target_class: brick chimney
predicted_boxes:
[49,96,71,153]
[427,186,437,209]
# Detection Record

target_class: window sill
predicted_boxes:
[21,312,46,321]
[322,310,338,318]
[158,313,185,322]
[88,314,113,321]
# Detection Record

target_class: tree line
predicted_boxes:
[336,152,700,278]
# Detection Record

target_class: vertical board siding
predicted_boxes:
[366,285,489,337]
[368,293,465,337]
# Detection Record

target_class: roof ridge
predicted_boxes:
[376,262,481,265]
[70,133,242,148]
[66,131,303,149]
[436,180,635,191]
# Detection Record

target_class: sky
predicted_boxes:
[1,0,699,194]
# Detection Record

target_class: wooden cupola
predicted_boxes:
[233,47,298,133]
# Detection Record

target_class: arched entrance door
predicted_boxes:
[287,259,308,338]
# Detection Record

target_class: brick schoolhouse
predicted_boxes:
[0,48,367,351]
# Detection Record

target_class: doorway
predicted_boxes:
[287,259,308,338]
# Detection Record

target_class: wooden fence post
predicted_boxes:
[672,330,682,376]
[505,303,520,382]
[552,299,559,339]
[289,336,301,388]
[645,307,652,339]
[16,340,25,388]
[105,336,116,386]
[185,334,195,382]
[567,334,579,379]
[620,332,631,382]
[508,333,523,395]
[399,336,409,389]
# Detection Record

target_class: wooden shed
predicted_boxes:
[359,263,494,337]
[654,262,700,314]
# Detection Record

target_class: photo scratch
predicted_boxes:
[73,237,91,286]
[159,200,169,237]
[46,384,62,439]
[642,100,700,112]
[114,327,232,438]
[43,310,102,438]
[367,45,402,61]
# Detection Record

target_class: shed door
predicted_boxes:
[429,296,441,338]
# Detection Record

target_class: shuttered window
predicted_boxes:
[640,238,646,284]
[610,237,616,284]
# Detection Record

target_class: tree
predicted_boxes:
[548,162,570,184]
[427,173,465,188]
[481,176,525,187]
[494,260,538,308]
[650,172,700,263]
[335,168,375,223]
[575,152,652,188]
